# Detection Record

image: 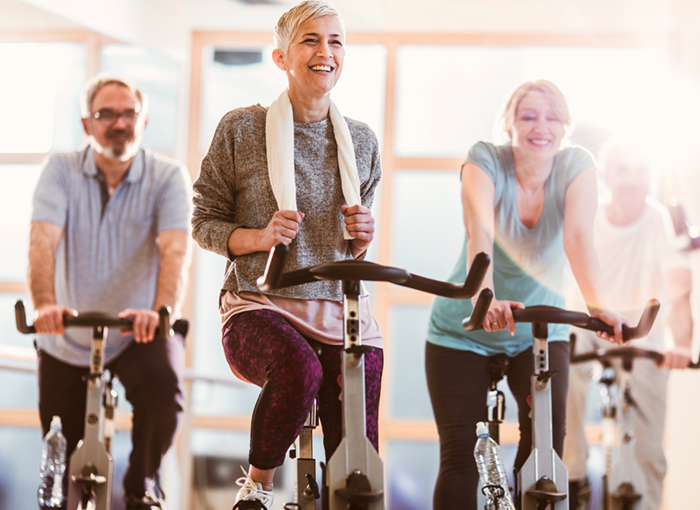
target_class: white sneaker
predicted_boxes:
[233,467,274,510]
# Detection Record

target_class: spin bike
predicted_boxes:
[256,243,493,510]
[570,335,700,510]
[15,301,172,510]
[462,297,660,510]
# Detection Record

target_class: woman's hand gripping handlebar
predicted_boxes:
[14,300,172,340]
[256,243,493,300]
[463,293,661,342]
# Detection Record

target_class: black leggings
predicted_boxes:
[425,341,569,510]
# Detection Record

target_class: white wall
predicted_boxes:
[20,0,189,60]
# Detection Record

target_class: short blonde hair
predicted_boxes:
[496,80,572,141]
[81,74,148,119]
[274,0,344,55]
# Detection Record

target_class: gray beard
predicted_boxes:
[89,135,142,162]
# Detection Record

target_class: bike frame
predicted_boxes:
[464,300,660,510]
[570,345,668,510]
[15,301,170,510]
[258,244,491,510]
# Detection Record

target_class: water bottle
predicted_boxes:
[474,421,515,509]
[38,415,67,508]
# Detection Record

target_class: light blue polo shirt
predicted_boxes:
[427,142,594,357]
[31,146,191,366]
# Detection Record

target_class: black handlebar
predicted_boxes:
[14,300,172,340]
[462,293,660,342]
[571,343,700,369]
[256,243,491,300]
[571,346,665,365]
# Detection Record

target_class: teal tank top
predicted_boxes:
[427,142,594,356]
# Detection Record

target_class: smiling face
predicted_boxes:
[273,15,345,102]
[82,83,146,162]
[509,90,566,163]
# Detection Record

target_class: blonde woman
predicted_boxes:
[191,2,382,509]
[425,80,625,510]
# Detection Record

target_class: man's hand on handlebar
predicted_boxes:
[589,309,629,346]
[662,345,692,369]
[33,304,78,336]
[119,308,159,343]
[481,298,524,336]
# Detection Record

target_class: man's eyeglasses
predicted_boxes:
[88,109,141,125]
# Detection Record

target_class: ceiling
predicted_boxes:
[2,0,700,61]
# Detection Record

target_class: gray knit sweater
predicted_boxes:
[192,104,382,301]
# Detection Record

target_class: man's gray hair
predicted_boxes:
[80,74,148,118]
[274,0,344,55]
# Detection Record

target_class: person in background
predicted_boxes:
[425,80,626,510]
[29,75,192,510]
[190,2,382,509]
[563,141,693,510]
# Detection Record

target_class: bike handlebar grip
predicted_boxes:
[257,243,289,291]
[461,288,494,331]
[461,298,660,341]
[571,346,665,365]
[14,300,35,334]
[15,299,173,339]
[462,252,490,298]
[157,306,172,340]
[585,299,660,340]
[15,300,133,333]
[63,313,132,329]
[402,251,490,298]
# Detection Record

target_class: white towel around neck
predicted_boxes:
[266,89,361,240]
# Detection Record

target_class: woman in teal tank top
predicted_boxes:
[425,80,626,510]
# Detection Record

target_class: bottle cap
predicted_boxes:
[50,415,62,430]
[476,421,489,437]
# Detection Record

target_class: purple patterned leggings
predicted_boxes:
[223,309,383,470]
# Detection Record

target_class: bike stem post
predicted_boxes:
[66,325,113,510]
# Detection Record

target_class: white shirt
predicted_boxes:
[589,198,690,351]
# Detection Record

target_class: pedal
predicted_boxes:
[335,470,383,504]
